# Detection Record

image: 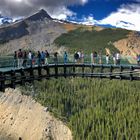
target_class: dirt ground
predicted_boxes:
[0,88,72,140]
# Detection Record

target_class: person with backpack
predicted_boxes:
[74,52,79,63]
[91,50,97,64]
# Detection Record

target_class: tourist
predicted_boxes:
[41,51,45,65]
[64,51,68,64]
[22,51,27,67]
[91,50,97,64]
[137,54,140,65]
[81,50,84,63]
[74,52,79,63]
[54,52,58,64]
[32,52,35,66]
[28,51,32,67]
[37,51,41,66]
[98,50,102,64]
[45,50,50,65]
[77,50,82,63]
[17,49,23,68]
[106,54,110,64]
[116,52,121,65]
[112,52,116,65]
[13,51,17,68]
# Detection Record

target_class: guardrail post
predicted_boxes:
[11,70,16,89]
[82,64,85,77]
[130,66,133,81]
[100,65,104,78]
[91,64,94,77]
[29,67,34,82]
[38,66,42,80]
[21,69,26,85]
[64,64,66,78]
[0,72,5,92]
[119,66,123,80]
[46,65,50,79]
[55,64,58,78]
[73,63,75,77]
[109,65,113,80]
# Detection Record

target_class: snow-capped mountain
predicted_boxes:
[0,15,13,25]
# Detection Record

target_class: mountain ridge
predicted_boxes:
[0,9,139,60]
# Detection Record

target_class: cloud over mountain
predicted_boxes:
[0,0,88,19]
[80,3,140,31]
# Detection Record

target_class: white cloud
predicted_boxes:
[48,6,76,20]
[79,3,140,31]
[98,4,140,31]
[79,15,97,25]
[0,0,89,18]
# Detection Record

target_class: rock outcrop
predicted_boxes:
[0,88,72,140]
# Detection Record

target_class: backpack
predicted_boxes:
[93,52,97,57]
[18,51,23,58]
[46,52,50,58]
[74,53,79,60]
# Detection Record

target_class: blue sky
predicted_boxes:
[66,0,140,31]
[0,0,140,31]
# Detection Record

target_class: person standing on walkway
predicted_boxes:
[28,51,32,67]
[22,51,27,67]
[91,50,97,64]
[64,51,68,64]
[41,51,45,65]
[98,49,102,64]
[54,52,58,64]
[37,51,41,66]
[13,51,17,68]
[74,52,79,63]
[17,49,23,68]
[112,52,116,65]
[137,54,140,65]
[45,50,50,65]
[81,50,84,63]
[116,52,121,65]
[106,54,110,64]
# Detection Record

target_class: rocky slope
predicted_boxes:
[113,32,140,63]
[0,88,72,140]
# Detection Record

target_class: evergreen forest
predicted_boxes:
[21,78,140,140]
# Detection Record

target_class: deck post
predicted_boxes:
[29,67,34,82]
[64,64,67,78]
[38,66,42,80]
[119,66,123,80]
[129,66,133,81]
[109,65,113,80]
[20,69,26,85]
[55,64,58,78]
[11,70,16,89]
[82,64,85,77]
[73,63,75,77]
[46,65,50,79]
[91,64,94,77]
[100,65,104,78]
[0,72,5,92]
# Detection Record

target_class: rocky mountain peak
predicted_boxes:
[26,9,52,21]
